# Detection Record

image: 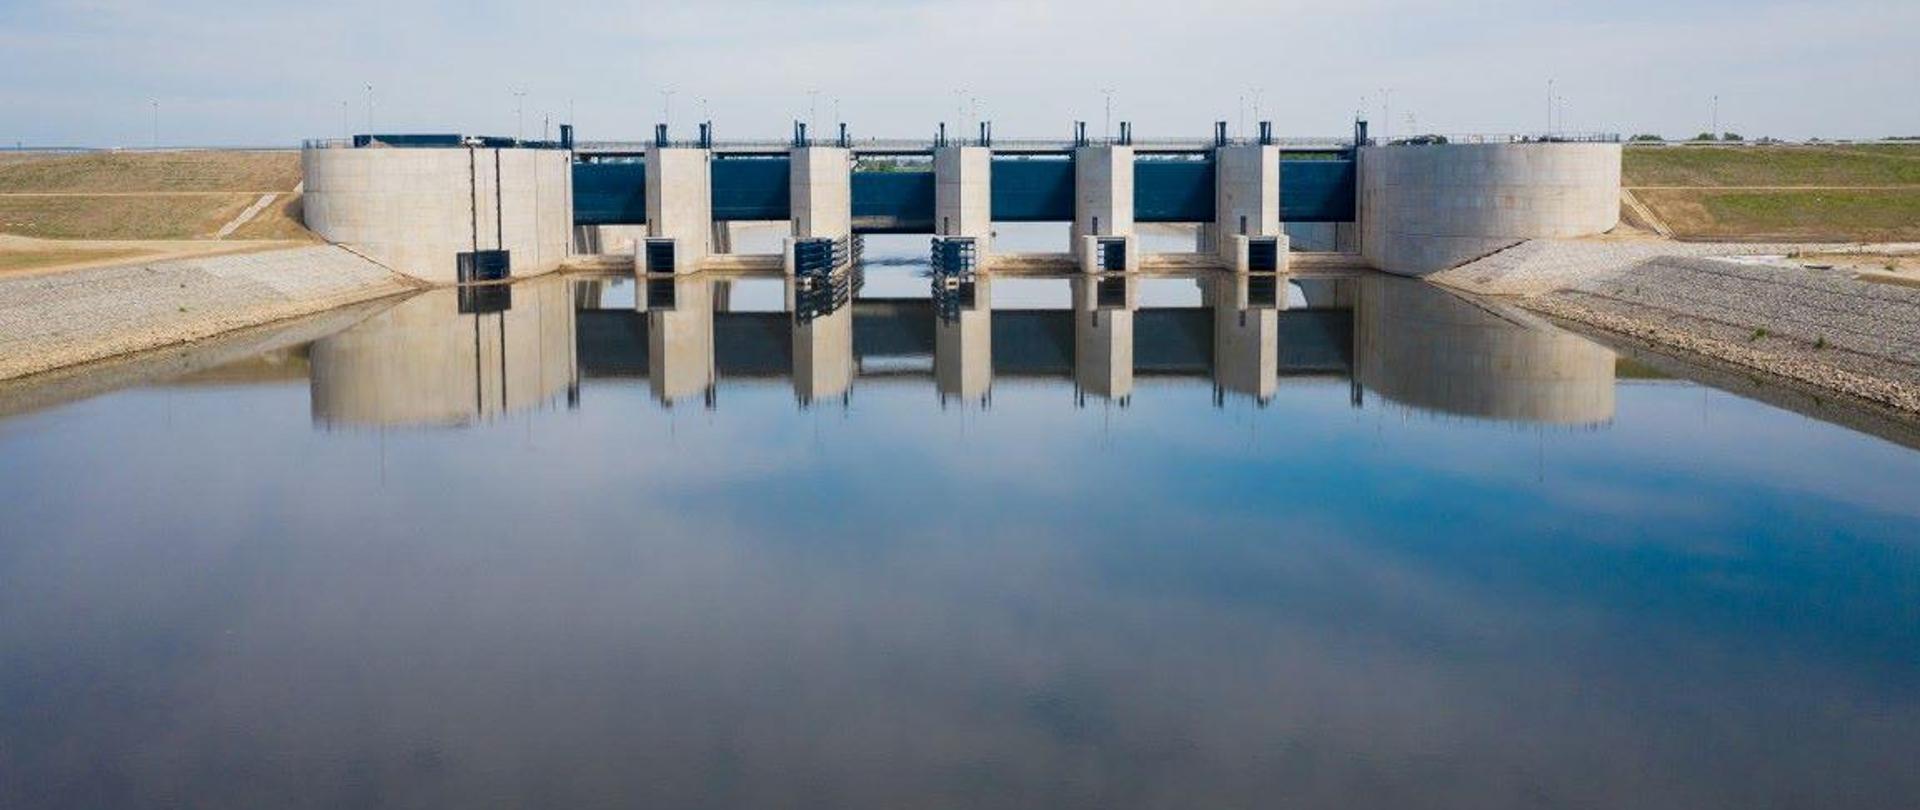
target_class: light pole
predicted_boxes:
[1546,78,1554,136]
[364,84,373,133]
[1100,88,1114,142]
[150,99,158,148]
[341,100,349,139]
[808,89,820,138]
[699,97,709,125]
[1710,94,1719,138]
[1379,87,1392,142]
[661,89,675,131]
[1252,87,1264,130]
[512,89,526,141]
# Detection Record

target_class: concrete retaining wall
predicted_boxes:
[302,146,573,284]
[1358,142,1620,276]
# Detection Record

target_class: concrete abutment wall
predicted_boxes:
[302,146,573,285]
[1357,142,1620,277]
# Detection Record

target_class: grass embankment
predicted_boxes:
[0,150,313,273]
[0,150,301,192]
[0,194,262,240]
[1622,144,1920,241]
[0,246,149,273]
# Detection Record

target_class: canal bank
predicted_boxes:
[0,245,418,381]
[1434,238,1920,414]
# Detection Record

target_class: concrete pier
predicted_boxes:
[643,147,714,273]
[934,146,993,264]
[1213,144,1287,273]
[1072,145,1136,272]
[790,146,852,241]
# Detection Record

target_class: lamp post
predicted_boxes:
[1379,87,1392,141]
[1100,88,1114,142]
[512,89,526,141]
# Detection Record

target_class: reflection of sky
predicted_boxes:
[1,337,1918,807]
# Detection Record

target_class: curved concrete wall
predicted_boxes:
[1356,276,1615,425]
[309,276,576,427]
[1358,142,1620,276]
[303,146,573,284]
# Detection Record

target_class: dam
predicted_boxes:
[300,120,1622,284]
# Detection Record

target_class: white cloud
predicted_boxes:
[0,0,1914,146]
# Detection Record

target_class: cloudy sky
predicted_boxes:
[2,0,1915,147]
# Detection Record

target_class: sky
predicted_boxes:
[1,0,1915,147]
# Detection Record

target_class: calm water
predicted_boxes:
[3,234,1919,808]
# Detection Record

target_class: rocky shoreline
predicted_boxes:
[1434,239,1920,416]
[0,245,417,381]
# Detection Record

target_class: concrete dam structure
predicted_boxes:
[1358,142,1622,276]
[297,125,1621,283]
[303,138,574,285]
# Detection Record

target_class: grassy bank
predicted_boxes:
[1633,188,1920,242]
[0,193,263,239]
[1623,144,1920,241]
[0,150,313,258]
[0,151,300,193]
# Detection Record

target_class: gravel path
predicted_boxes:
[1433,239,1920,413]
[0,246,417,380]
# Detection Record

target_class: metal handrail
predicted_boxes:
[1381,132,1622,145]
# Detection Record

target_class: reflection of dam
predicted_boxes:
[576,276,1358,408]
[296,269,1618,427]
[1355,275,1616,425]
[309,276,577,427]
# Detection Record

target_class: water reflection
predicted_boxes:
[934,274,992,406]
[1073,276,1135,405]
[308,276,577,428]
[1354,275,1617,426]
[7,266,1920,810]
[251,268,1626,428]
